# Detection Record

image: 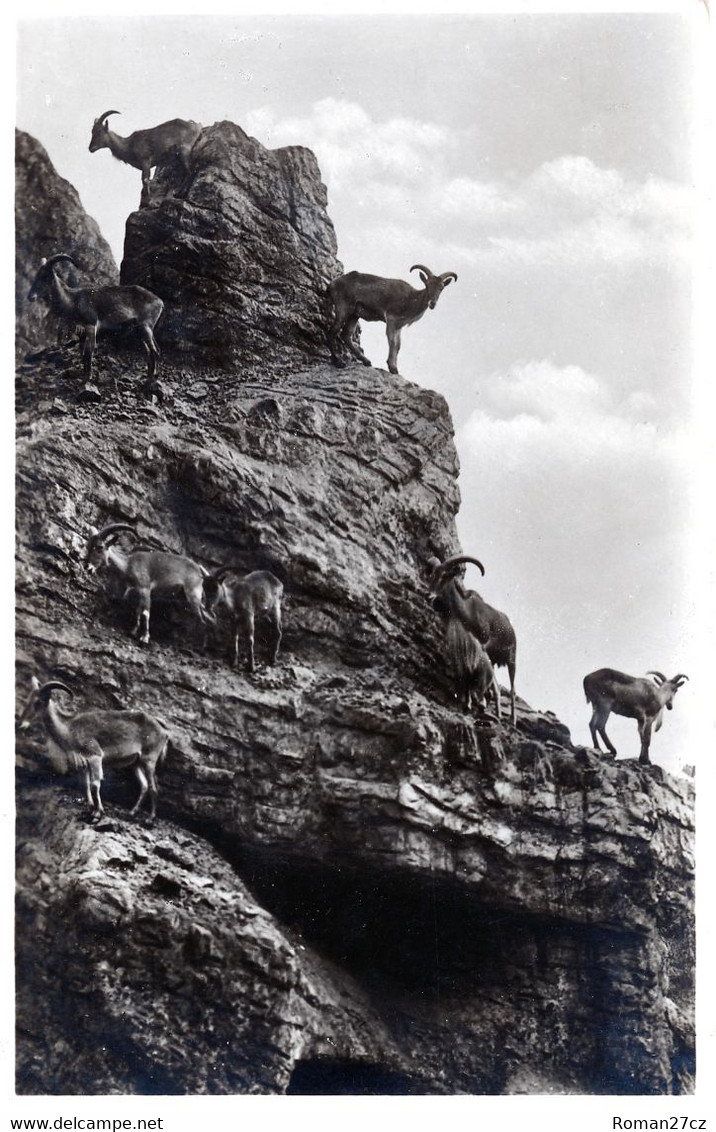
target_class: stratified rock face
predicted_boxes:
[15,130,118,356]
[120,121,342,367]
[15,125,694,1098]
[16,353,694,1096]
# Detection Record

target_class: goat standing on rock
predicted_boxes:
[28,254,164,399]
[428,554,517,725]
[17,677,169,820]
[84,524,215,646]
[328,265,457,375]
[583,668,688,765]
[203,567,284,673]
[89,111,203,208]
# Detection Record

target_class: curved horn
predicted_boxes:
[434,554,486,578]
[410,264,434,280]
[439,271,458,284]
[43,253,77,269]
[96,110,120,125]
[37,681,74,699]
[672,673,689,684]
[91,523,138,544]
[647,671,667,684]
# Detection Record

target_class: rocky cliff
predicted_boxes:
[121,121,341,368]
[15,130,118,359]
[15,123,695,1096]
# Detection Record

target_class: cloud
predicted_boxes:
[476,359,610,422]
[456,359,690,598]
[246,98,693,274]
[246,98,454,189]
[473,359,664,432]
[436,158,693,269]
[462,358,687,469]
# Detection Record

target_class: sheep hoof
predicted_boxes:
[77,383,102,403]
[142,379,164,405]
[388,365,399,375]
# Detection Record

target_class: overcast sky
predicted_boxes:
[15,11,702,770]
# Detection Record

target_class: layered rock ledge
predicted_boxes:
[15,356,695,1096]
[15,124,694,1096]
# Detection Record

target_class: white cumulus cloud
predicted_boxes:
[246,97,454,189]
[246,99,693,277]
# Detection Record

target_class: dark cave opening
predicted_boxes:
[287,1058,421,1095]
[172,822,650,1089]
[223,840,621,1000]
[14,785,685,1096]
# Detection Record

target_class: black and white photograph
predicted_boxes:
[11,0,711,1115]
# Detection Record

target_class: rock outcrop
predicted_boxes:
[121,121,342,368]
[15,130,118,358]
[15,126,695,1096]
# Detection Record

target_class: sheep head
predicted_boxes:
[17,677,74,729]
[84,523,138,573]
[89,110,121,152]
[27,254,78,301]
[410,265,458,309]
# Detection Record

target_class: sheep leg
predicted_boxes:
[599,723,617,755]
[138,327,163,403]
[232,608,256,672]
[638,719,652,765]
[328,309,349,368]
[342,316,372,367]
[507,660,516,726]
[386,318,402,374]
[139,609,150,644]
[146,764,159,821]
[130,764,149,816]
[244,609,256,673]
[590,708,616,755]
[140,169,152,209]
[85,751,105,816]
[135,590,151,644]
[225,613,239,668]
[81,324,97,380]
[138,325,161,380]
[267,605,282,665]
[83,766,93,807]
[187,587,215,649]
[176,148,195,197]
[129,593,144,637]
[491,674,502,722]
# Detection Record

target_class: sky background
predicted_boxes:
[15,11,701,771]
